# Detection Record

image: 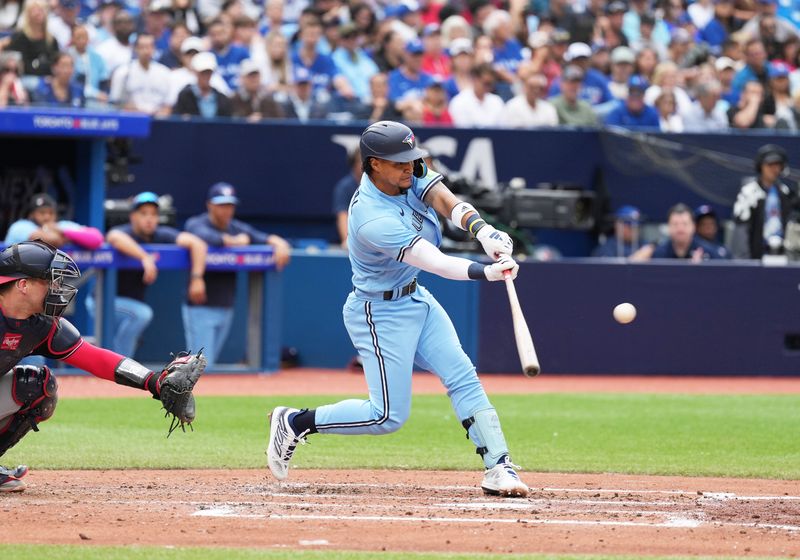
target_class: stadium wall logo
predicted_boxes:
[331,134,498,187]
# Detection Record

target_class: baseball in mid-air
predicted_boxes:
[613,303,637,324]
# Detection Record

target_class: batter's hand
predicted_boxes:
[484,255,519,281]
[476,225,513,260]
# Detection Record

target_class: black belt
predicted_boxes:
[383,278,417,300]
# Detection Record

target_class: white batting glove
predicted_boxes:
[484,255,519,281]
[476,225,513,259]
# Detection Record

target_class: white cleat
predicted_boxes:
[266,406,309,481]
[481,457,529,498]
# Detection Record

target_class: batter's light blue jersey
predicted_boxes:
[348,169,444,295]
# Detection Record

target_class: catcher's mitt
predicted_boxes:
[157,350,207,435]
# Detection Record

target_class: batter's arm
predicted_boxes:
[425,183,473,227]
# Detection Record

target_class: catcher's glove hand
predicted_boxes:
[156,350,207,435]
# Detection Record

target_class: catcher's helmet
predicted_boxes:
[0,240,81,317]
[755,144,788,174]
[360,121,428,164]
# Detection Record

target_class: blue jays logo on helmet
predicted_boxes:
[402,132,415,147]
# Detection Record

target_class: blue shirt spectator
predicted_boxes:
[731,40,772,94]
[34,52,86,108]
[548,44,613,106]
[388,40,435,102]
[604,75,660,128]
[331,24,379,103]
[651,236,728,259]
[292,49,340,97]
[591,205,643,258]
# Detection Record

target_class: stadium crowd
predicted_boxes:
[0,0,799,129]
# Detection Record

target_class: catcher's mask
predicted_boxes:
[0,240,81,317]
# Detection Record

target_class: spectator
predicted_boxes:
[608,46,636,99]
[442,37,473,99]
[604,75,660,128]
[694,204,729,256]
[596,0,630,50]
[350,3,376,39]
[698,0,744,54]
[440,14,471,46]
[231,58,285,120]
[714,55,739,106]
[173,51,234,117]
[96,9,136,75]
[159,22,191,69]
[292,17,353,102]
[769,62,795,128]
[33,52,85,108]
[631,203,729,261]
[233,15,265,69]
[421,82,453,125]
[682,80,729,131]
[353,71,400,121]
[332,148,361,247]
[473,34,494,65]
[740,0,799,45]
[448,62,504,127]
[499,72,558,128]
[0,51,29,107]
[387,39,435,111]
[373,30,405,73]
[655,88,684,131]
[168,37,231,106]
[331,22,379,104]
[262,30,293,94]
[420,23,449,81]
[89,0,123,46]
[68,25,109,106]
[4,192,103,249]
[278,65,329,121]
[731,39,772,95]
[628,10,669,59]
[548,42,614,108]
[4,0,59,78]
[259,0,298,38]
[550,64,599,126]
[98,191,207,358]
[665,27,694,69]
[142,0,173,60]
[48,0,81,50]
[731,144,798,259]
[644,61,693,115]
[727,79,775,128]
[536,29,570,88]
[183,183,290,368]
[208,17,249,90]
[109,33,172,115]
[591,205,642,258]
[483,10,522,100]
[172,0,202,36]
[688,0,715,30]
[634,45,659,83]
[589,43,611,76]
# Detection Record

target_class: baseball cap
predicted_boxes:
[59,0,80,9]
[564,42,592,61]
[449,37,473,56]
[191,51,217,72]
[207,182,239,205]
[694,204,717,221]
[29,193,56,212]
[615,205,641,223]
[339,22,359,38]
[293,66,312,83]
[405,39,424,54]
[640,11,656,25]
[769,61,790,79]
[611,46,635,64]
[628,74,649,91]
[422,23,440,37]
[180,36,204,54]
[148,0,171,12]
[714,56,736,72]
[606,0,627,14]
[670,27,692,45]
[132,191,160,210]
[562,64,585,81]
[239,58,260,75]
[550,28,571,44]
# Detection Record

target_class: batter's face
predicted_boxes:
[130,203,160,237]
[372,158,413,194]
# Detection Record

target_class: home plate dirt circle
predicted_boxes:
[3,469,799,555]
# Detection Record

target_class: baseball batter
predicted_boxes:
[0,240,205,492]
[267,121,528,497]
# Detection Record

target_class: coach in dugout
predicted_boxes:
[88,192,208,358]
[183,183,291,368]
[5,193,104,250]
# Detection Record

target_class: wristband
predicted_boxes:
[465,214,487,237]
[450,202,478,231]
[467,262,486,280]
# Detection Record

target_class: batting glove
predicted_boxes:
[484,255,519,281]
[476,225,513,260]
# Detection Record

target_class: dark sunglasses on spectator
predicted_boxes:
[2,66,18,74]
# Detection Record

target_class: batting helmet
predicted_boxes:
[754,144,788,174]
[360,121,428,165]
[0,240,81,317]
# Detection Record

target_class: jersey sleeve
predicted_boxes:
[411,168,444,205]
[4,220,38,244]
[153,226,181,243]
[356,216,420,261]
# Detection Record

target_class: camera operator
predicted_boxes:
[731,144,799,259]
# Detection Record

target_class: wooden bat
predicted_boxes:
[503,270,540,377]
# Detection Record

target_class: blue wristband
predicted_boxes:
[467,262,486,280]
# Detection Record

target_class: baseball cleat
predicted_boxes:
[266,407,309,481]
[481,456,529,498]
[0,465,28,493]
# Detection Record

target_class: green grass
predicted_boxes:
[3,393,799,479]
[0,546,793,560]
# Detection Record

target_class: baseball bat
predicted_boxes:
[503,270,540,377]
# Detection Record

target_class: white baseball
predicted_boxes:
[613,302,637,324]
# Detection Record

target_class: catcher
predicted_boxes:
[0,240,206,492]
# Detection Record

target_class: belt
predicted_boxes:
[384,278,417,300]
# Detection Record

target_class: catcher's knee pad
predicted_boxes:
[462,408,509,468]
[0,365,59,457]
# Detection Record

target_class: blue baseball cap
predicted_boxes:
[694,204,717,221]
[207,182,239,205]
[293,66,312,83]
[627,74,649,91]
[615,205,641,223]
[132,191,159,210]
[405,39,424,54]
[769,62,790,79]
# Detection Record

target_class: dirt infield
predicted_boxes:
[6,370,799,556]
